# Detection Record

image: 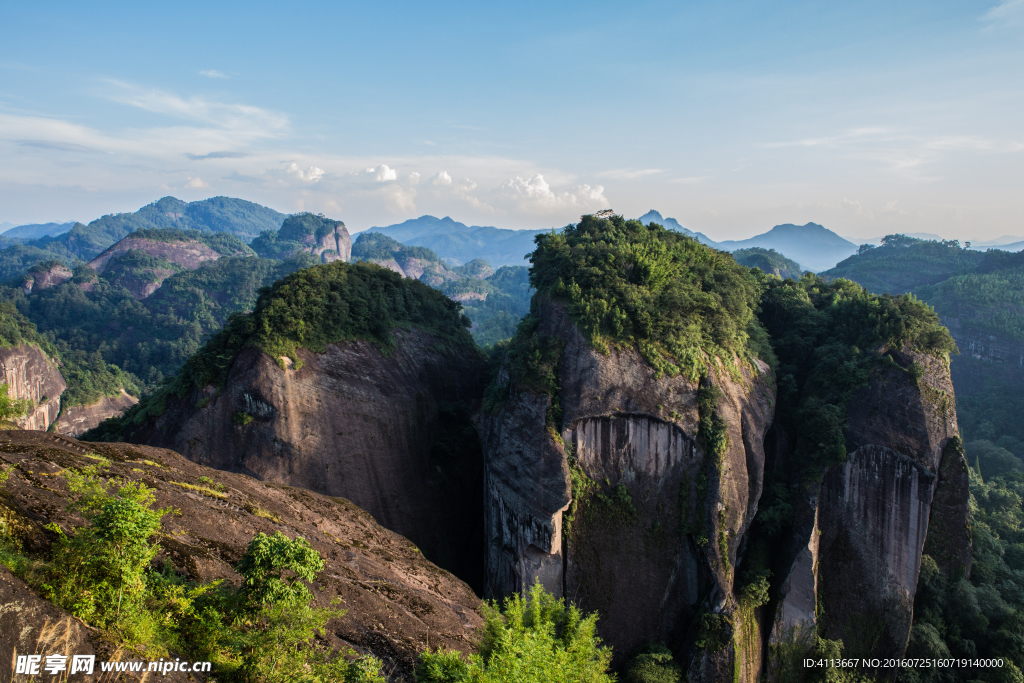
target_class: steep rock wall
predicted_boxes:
[88,237,224,273]
[767,347,968,676]
[120,329,488,591]
[54,389,138,437]
[483,300,775,671]
[0,343,66,431]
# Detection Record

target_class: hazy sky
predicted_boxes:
[1,1,1022,240]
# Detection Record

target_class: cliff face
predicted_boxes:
[0,430,482,680]
[364,256,459,287]
[0,343,66,431]
[54,389,138,437]
[483,300,775,674]
[304,224,352,263]
[120,329,488,591]
[767,348,968,676]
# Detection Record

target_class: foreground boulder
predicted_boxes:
[0,430,482,680]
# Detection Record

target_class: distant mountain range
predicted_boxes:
[0,221,77,239]
[364,216,545,267]
[638,210,857,271]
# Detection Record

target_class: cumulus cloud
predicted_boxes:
[287,163,325,182]
[432,170,452,185]
[497,174,608,214]
[408,171,421,184]
[199,70,229,79]
[185,177,209,188]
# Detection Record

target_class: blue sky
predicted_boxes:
[1,0,1022,239]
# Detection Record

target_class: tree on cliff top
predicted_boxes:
[528,213,764,379]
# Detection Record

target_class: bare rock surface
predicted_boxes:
[0,343,66,431]
[87,238,224,274]
[0,430,483,680]
[483,299,776,669]
[55,390,138,438]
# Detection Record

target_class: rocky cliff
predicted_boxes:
[0,430,482,680]
[0,343,66,431]
[53,389,138,437]
[763,347,968,680]
[114,328,488,592]
[484,298,969,681]
[483,299,775,677]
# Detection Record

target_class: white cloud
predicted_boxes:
[596,168,666,180]
[375,164,397,182]
[286,163,325,182]
[199,70,229,79]
[668,176,710,185]
[185,177,209,188]
[408,171,421,184]
[982,0,1024,25]
[102,80,288,137]
[432,170,452,185]
[497,174,608,215]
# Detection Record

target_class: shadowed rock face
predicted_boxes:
[0,343,66,431]
[767,348,968,679]
[119,330,489,592]
[0,430,482,680]
[483,300,776,669]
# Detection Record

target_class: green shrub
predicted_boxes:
[623,643,683,683]
[415,581,614,683]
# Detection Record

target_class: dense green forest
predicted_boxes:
[528,213,764,379]
[0,196,284,278]
[732,246,804,280]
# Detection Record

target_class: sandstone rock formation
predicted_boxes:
[765,347,968,680]
[483,299,775,674]
[484,297,970,681]
[116,329,488,592]
[54,389,138,437]
[89,237,225,273]
[0,430,483,680]
[0,343,66,431]
[20,263,73,294]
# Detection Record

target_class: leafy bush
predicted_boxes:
[415,581,613,683]
[0,382,32,421]
[0,465,384,681]
[623,643,683,683]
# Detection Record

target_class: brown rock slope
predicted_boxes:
[0,343,66,431]
[483,299,776,671]
[116,329,488,592]
[0,430,482,680]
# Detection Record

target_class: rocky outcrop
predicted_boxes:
[117,329,488,591]
[0,430,483,680]
[0,343,66,431]
[20,263,73,293]
[767,348,968,678]
[88,237,226,273]
[364,256,459,287]
[54,389,138,437]
[303,223,352,263]
[483,300,775,673]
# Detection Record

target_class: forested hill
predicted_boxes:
[0,196,286,280]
